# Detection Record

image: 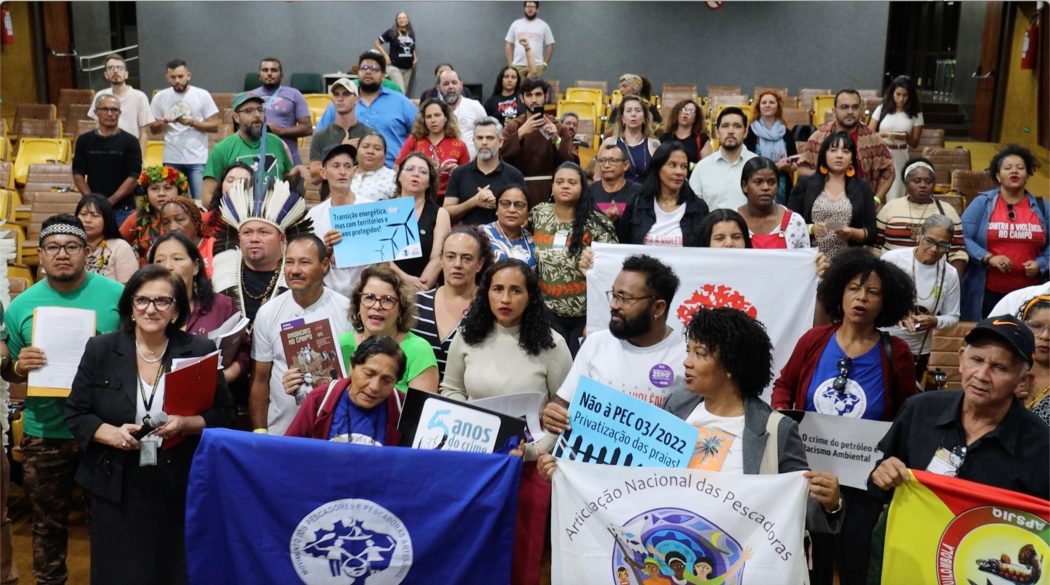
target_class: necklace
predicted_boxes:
[1026,383,1050,410]
[907,198,933,239]
[911,252,945,302]
[136,338,169,364]
[241,262,280,301]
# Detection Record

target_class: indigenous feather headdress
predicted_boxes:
[218,178,306,233]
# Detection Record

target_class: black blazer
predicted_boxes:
[65,329,235,504]
[787,174,877,247]
[616,189,710,247]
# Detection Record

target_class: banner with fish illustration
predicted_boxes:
[551,460,809,584]
[587,244,817,400]
[882,469,1050,585]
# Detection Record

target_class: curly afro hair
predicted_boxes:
[459,259,557,356]
[685,306,773,399]
[817,248,915,328]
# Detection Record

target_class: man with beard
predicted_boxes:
[249,57,313,166]
[798,89,894,203]
[501,77,576,207]
[87,53,155,155]
[201,92,295,207]
[541,255,686,434]
[505,1,555,78]
[148,59,221,200]
[444,117,525,226]
[2,214,123,585]
[687,107,757,211]
[248,234,351,434]
[73,94,143,226]
[352,50,417,167]
[437,69,488,159]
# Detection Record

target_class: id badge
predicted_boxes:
[552,230,568,248]
[925,446,962,477]
[139,437,159,467]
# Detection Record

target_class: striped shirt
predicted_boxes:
[875,197,966,265]
[411,288,459,379]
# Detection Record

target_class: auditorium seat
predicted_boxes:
[574,80,608,94]
[909,128,946,160]
[16,118,63,139]
[212,92,235,112]
[12,138,71,185]
[661,84,698,113]
[145,140,165,167]
[782,108,811,129]
[243,73,258,92]
[949,169,996,208]
[290,73,324,94]
[61,104,91,137]
[810,95,836,126]
[303,94,330,126]
[0,160,11,189]
[58,88,95,109]
[922,147,971,193]
[798,89,832,111]
[556,100,599,124]
[706,85,741,96]
[927,322,976,389]
[0,137,11,161]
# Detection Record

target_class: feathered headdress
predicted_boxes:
[218,178,306,233]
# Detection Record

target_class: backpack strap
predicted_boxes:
[759,411,785,474]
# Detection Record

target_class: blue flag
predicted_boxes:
[186,429,522,584]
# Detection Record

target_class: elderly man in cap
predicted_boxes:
[201,92,296,207]
[870,314,1048,497]
[2,214,124,585]
[308,78,374,199]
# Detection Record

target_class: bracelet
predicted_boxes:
[826,495,844,515]
[12,359,23,377]
[807,224,815,236]
[873,196,882,207]
[253,428,268,434]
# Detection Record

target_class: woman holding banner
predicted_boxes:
[285,335,407,444]
[65,265,235,585]
[771,248,916,585]
[615,142,709,247]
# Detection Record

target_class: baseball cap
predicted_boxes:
[964,315,1035,367]
[328,78,359,96]
[321,143,358,165]
[230,92,265,111]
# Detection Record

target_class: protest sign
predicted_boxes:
[397,389,527,454]
[330,197,421,268]
[552,377,698,468]
[551,460,809,585]
[783,410,890,490]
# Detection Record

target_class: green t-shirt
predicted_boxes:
[5,273,123,439]
[338,331,437,394]
[203,132,293,182]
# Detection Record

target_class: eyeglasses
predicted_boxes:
[42,242,86,256]
[1006,203,1016,222]
[498,199,527,210]
[132,296,176,311]
[832,357,852,393]
[606,290,655,307]
[596,157,626,166]
[105,65,126,72]
[920,235,951,253]
[96,107,120,114]
[359,293,399,310]
[1025,319,1048,335]
[236,107,264,115]
[359,64,382,73]
[401,166,430,176]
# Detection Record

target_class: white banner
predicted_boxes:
[587,244,818,400]
[552,460,809,585]
[793,411,890,490]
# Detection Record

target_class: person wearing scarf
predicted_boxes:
[744,91,798,204]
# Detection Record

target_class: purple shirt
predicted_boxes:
[186,293,249,379]
[250,86,310,164]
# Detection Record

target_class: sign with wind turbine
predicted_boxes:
[329,197,422,268]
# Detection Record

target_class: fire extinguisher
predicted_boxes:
[1,5,14,46]
[1021,20,1038,70]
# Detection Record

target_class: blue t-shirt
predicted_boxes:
[316,87,416,167]
[326,391,388,445]
[250,86,310,165]
[805,337,885,420]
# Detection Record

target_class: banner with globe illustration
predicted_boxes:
[551,460,809,585]
[587,244,818,400]
[882,470,1050,585]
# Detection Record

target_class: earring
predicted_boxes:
[819,165,829,175]
[193,281,199,296]
[726,372,732,379]
[846,165,856,178]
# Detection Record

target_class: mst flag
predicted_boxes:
[588,244,818,400]
[185,429,521,585]
[882,469,1050,585]
[551,460,809,585]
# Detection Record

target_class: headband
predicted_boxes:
[903,161,935,180]
[39,223,88,245]
[1021,295,1050,319]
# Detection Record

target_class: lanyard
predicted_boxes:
[137,363,165,415]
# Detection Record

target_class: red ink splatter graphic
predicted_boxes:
[677,284,758,327]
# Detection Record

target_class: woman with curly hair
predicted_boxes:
[338,264,439,394]
[772,247,916,585]
[658,99,711,166]
[441,258,571,402]
[394,98,469,197]
[159,197,216,277]
[529,162,617,353]
[120,165,190,261]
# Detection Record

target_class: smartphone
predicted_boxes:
[530,105,545,117]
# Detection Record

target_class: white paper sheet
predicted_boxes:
[27,306,96,393]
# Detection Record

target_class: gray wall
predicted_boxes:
[136,1,889,98]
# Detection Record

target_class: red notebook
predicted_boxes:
[162,351,219,449]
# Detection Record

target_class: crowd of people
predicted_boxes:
[2,2,1049,584]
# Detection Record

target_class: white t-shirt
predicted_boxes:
[880,247,960,355]
[251,287,352,435]
[149,86,220,164]
[454,97,488,160]
[643,203,685,247]
[89,86,155,138]
[871,105,924,147]
[555,328,686,408]
[504,17,555,67]
[685,401,745,474]
[307,197,377,298]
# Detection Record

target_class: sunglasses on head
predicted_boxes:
[832,357,852,393]
[1006,203,1016,222]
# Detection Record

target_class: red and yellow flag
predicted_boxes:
[883,470,1049,585]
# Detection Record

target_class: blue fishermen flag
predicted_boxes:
[185,429,522,584]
